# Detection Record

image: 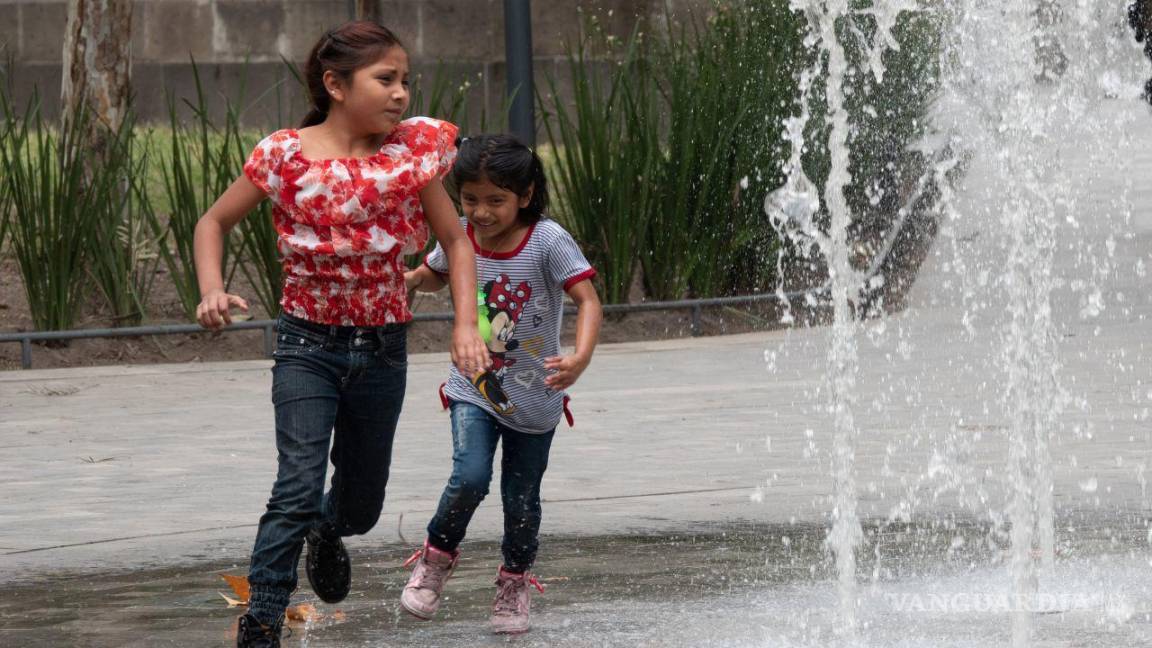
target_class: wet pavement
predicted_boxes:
[2,520,1151,647]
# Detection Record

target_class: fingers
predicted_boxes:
[544,372,573,391]
[195,303,215,330]
[215,293,233,325]
[196,292,246,330]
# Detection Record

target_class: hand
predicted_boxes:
[543,354,590,391]
[451,324,490,375]
[196,289,249,330]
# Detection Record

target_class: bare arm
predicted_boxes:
[192,175,265,329]
[543,278,603,390]
[420,178,489,373]
[405,263,448,293]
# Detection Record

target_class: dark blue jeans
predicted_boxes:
[247,313,407,618]
[426,402,555,572]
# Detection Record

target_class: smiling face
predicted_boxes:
[324,46,411,134]
[459,177,533,248]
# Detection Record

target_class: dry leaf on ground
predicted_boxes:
[286,603,318,623]
[219,592,245,608]
[219,573,250,604]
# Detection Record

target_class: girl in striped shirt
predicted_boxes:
[401,134,603,634]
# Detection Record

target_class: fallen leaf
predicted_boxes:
[286,603,317,622]
[218,592,246,608]
[220,573,250,603]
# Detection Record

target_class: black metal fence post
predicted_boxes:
[504,0,536,146]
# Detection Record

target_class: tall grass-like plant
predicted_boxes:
[795,5,942,277]
[403,63,510,271]
[85,116,163,326]
[540,28,659,305]
[843,9,942,250]
[0,108,10,254]
[0,93,101,331]
[152,61,245,320]
[645,1,805,300]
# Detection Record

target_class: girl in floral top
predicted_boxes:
[191,21,488,647]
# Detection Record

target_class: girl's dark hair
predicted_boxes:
[300,21,404,128]
[451,134,549,224]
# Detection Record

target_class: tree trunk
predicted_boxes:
[61,0,132,161]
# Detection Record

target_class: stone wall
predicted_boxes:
[0,0,709,130]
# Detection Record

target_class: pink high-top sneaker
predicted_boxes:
[399,541,459,620]
[490,566,545,634]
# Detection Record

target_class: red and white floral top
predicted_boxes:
[243,117,458,326]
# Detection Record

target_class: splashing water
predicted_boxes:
[769,1,1148,646]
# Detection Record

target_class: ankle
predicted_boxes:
[248,584,291,623]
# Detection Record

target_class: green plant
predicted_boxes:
[0,92,101,331]
[800,5,943,262]
[0,108,10,254]
[152,60,245,320]
[540,26,659,305]
[645,1,805,299]
[85,116,163,326]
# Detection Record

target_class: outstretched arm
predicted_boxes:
[193,175,264,329]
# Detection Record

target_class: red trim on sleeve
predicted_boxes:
[563,268,598,292]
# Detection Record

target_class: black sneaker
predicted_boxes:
[305,526,351,603]
[236,613,283,648]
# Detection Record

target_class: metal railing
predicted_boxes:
[0,288,828,370]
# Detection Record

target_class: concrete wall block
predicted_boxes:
[6,62,63,119]
[133,0,214,64]
[376,0,422,54]
[20,0,67,63]
[0,2,20,57]
[420,0,498,61]
[214,0,287,61]
[407,58,489,132]
[129,61,167,122]
[281,0,350,59]
[163,60,306,129]
[526,0,581,58]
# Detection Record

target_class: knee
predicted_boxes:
[341,505,383,536]
[450,468,493,503]
[266,480,324,520]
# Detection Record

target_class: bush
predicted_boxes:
[543,1,942,305]
[0,94,110,331]
[540,26,659,305]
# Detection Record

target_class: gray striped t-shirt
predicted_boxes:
[425,218,595,434]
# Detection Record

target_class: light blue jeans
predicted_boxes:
[426,402,555,572]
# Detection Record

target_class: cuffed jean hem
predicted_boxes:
[248,584,292,623]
